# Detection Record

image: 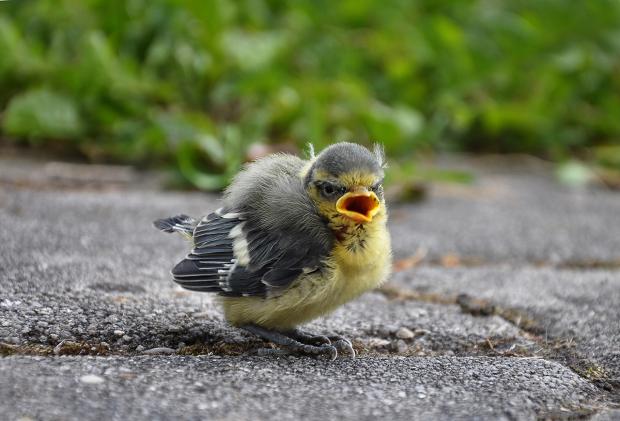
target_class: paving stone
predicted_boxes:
[391,266,620,381]
[390,164,620,263]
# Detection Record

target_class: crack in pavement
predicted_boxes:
[378,284,620,408]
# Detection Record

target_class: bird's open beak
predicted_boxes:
[336,190,381,223]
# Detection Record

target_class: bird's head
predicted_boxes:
[304,142,387,229]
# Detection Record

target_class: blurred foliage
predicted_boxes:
[1,0,620,188]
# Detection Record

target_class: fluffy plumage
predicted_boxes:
[155,142,392,358]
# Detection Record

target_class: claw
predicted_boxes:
[329,335,356,358]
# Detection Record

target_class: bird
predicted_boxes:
[154,142,392,359]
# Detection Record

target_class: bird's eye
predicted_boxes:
[316,182,345,198]
[371,183,384,197]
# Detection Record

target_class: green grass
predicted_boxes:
[1,0,620,188]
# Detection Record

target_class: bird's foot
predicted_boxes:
[288,329,355,358]
[327,334,356,358]
[285,329,332,347]
[242,325,337,360]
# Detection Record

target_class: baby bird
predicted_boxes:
[154,142,392,359]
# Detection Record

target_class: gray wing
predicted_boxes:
[172,153,334,297]
[171,208,331,297]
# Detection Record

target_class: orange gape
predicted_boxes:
[336,190,380,223]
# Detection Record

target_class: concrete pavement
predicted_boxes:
[1,157,618,419]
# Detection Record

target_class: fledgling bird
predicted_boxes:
[154,142,392,359]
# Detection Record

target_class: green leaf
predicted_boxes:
[0,17,45,78]
[177,140,230,190]
[3,88,83,140]
[221,30,285,71]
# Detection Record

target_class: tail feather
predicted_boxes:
[153,214,197,238]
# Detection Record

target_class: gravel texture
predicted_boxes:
[389,159,620,263]
[0,356,606,421]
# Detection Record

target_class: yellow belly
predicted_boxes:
[222,222,391,330]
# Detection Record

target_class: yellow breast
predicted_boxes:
[222,218,392,330]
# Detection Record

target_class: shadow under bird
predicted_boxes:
[154,142,392,359]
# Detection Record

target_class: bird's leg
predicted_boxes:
[241,324,337,360]
[326,333,356,358]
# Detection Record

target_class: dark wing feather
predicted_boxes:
[170,208,330,297]
[171,211,240,293]
[153,214,197,237]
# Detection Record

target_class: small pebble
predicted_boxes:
[135,345,145,352]
[113,330,125,337]
[395,327,415,339]
[368,338,391,348]
[142,347,176,355]
[79,374,104,385]
[391,339,408,353]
